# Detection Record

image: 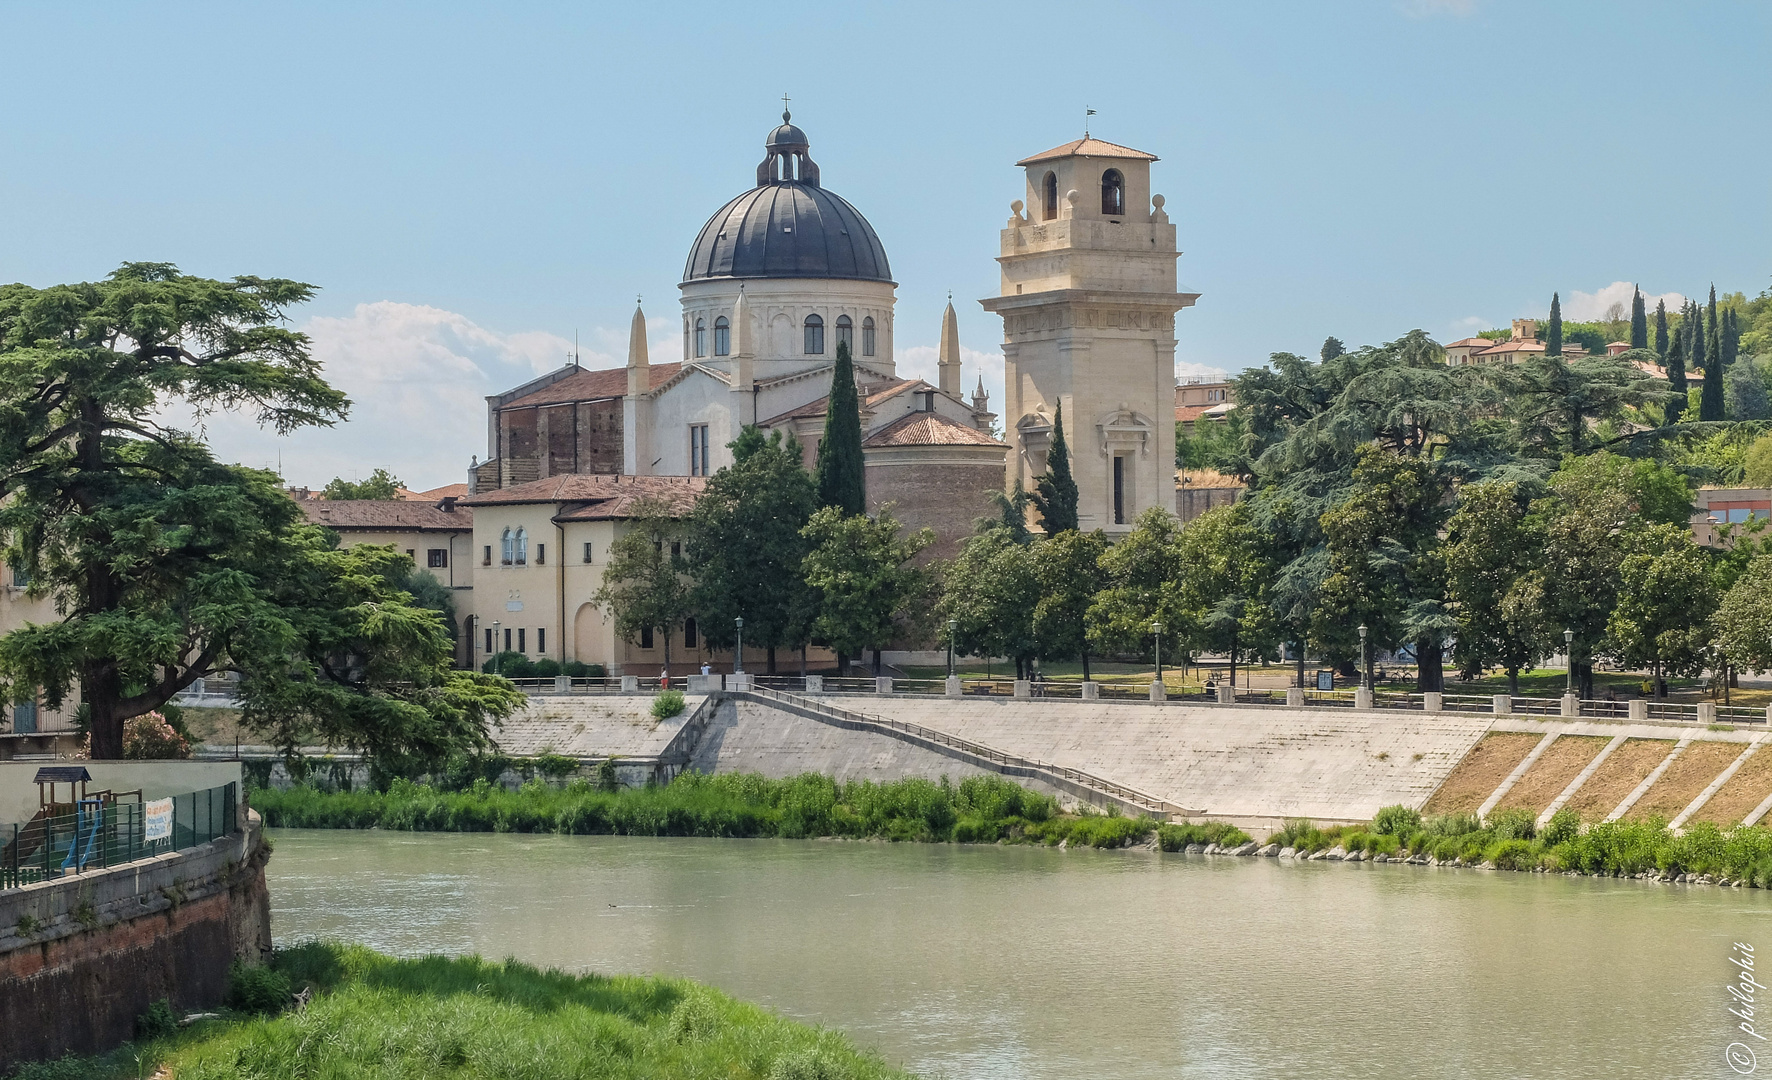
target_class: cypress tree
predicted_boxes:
[1654,298,1669,357]
[1544,293,1563,359]
[1320,337,1346,362]
[1030,402,1079,534]
[1630,286,1647,349]
[814,340,867,515]
[1664,331,1687,425]
[1701,289,1725,421]
[1725,307,1741,368]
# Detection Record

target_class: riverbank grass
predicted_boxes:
[253,771,1221,850]
[14,942,912,1080]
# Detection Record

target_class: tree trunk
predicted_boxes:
[1296,646,1306,689]
[1577,662,1595,701]
[800,646,807,677]
[1507,667,1519,696]
[1229,626,1239,691]
[1082,650,1091,682]
[1415,638,1443,692]
[767,645,777,675]
[84,664,123,760]
[873,648,883,676]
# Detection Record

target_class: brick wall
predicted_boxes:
[867,459,1004,562]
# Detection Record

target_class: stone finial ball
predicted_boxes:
[1065,189,1080,205]
[1152,194,1166,209]
[1011,199,1024,214]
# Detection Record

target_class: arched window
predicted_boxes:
[804,313,824,355]
[861,316,876,356]
[694,318,705,358]
[500,527,514,566]
[836,315,853,353]
[515,527,528,566]
[713,316,730,356]
[1101,169,1125,216]
[1043,171,1058,220]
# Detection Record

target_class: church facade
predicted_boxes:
[453,115,1191,673]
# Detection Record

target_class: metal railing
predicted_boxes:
[1,782,236,892]
[742,685,1186,818]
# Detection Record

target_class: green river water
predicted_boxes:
[267,829,1771,1079]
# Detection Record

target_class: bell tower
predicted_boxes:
[980,136,1198,532]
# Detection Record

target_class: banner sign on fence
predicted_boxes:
[144,798,173,842]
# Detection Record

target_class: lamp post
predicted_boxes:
[1564,629,1575,696]
[1151,621,1164,688]
[1358,624,1369,691]
[734,616,744,675]
[492,620,501,675]
[947,619,957,679]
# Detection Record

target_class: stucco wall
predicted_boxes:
[0,813,270,1071]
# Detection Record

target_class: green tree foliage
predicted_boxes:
[1320,337,1345,362]
[1655,298,1670,357]
[979,479,1034,543]
[1496,349,1675,456]
[686,427,817,673]
[1726,357,1772,421]
[592,497,694,675]
[814,341,866,515]
[243,539,523,771]
[1544,293,1563,360]
[938,530,1039,676]
[1630,286,1648,350]
[1607,523,1716,694]
[1715,554,1772,674]
[1086,507,1181,660]
[1029,403,1079,534]
[1703,286,1726,421]
[801,506,932,674]
[1310,448,1448,686]
[400,563,459,644]
[1168,503,1279,686]
[1746,435,1772,487]
[1442,481,1544,691]
[1029,529,1110,677]
[1664,317,1688,425]
[0,264,352,758]
[322,468,404,500]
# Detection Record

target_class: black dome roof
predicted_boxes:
[682,116,892,285]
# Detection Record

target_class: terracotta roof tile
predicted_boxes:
[1016,137,1159,166]
[460,473,706,519]
[303,500,473,531]
[411,483,469,500]
[862,411,1005,448]
[1444,337,1498,348]
[760,378,923,426]
[502,363,682,409]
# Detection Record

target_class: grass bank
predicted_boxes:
[13,942,910,1080]
[252,772,1246,850]
[1274,805,1772,883]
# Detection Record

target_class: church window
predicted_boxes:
[714,316,730,356]
[500,528,514,566]
[583,541,594,563]
[689,425,710,476]
[515,527,528,566]
[804,314,824,355]
[641,626,654,649]
[836,315,853,353]
[1043,172,1058,220]
[862,317,876,356]
[1113,457,1126,525]
[694,319,706,357]
[684,618,697,649]
[1101,169,1125,216]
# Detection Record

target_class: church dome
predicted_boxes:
[682,114,893,285]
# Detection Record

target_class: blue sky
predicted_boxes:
[3,1,1768,488]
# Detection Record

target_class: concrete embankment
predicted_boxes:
[491,691,1772,834]
[0,811,271,1071]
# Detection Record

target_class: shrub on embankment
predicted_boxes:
[252,772,1199,849]
[11,942,912,1080]
[1273,803,1772,883]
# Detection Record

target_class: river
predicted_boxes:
[267,829,1770,1079]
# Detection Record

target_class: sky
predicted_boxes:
[3,1,1768,489]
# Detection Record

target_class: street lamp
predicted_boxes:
[947,619,957,679]
[734,616,744,675]
[1151,621,1164,687]
[1564,629,1575,696]
[1358,624,1369,691]
[492,620,502,675]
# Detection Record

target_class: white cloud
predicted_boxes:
[1562,281,1687,323]
[897,343,1004,409]
[1175,359,1232,382]
[165,301,592,491]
